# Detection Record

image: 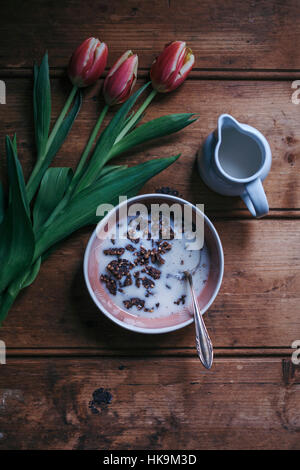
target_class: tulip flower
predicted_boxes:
[150,41,195,93]
[72,51,139,185]
[68,37,108,87]
[103,50,138,105]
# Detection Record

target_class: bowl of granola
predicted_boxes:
[83,194,224,334]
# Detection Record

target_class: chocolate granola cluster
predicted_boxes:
[100,274,117,296]
[174,294,186,305]
[106,259,134,280]
[103,247,125,256]
[123,298,145,310]
[100,219,176,313]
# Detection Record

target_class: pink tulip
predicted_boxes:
[68,37,108,87]
[103,50,138,105]
[150,41,195,93]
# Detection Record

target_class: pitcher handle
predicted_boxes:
[241,178,269,218]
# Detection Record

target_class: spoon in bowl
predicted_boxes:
[168,248,213,369]
[184,269,213,369]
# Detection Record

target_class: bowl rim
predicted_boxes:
[83,193,224,334]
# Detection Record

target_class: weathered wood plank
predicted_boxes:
[0,220,299,350]
[0,0,299,71]
[0,357,299,450]
[0,78,299,210]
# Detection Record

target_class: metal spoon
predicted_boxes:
[167,248,213,369]
[184,270,213,369]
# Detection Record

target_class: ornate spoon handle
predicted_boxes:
[185,271,213,369]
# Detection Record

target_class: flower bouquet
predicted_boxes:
[0,38,196,325]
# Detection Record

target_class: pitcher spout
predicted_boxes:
[215,113,271,173]
[216,114,244,144]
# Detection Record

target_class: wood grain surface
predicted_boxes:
[0,78,299,211]
[0,357,299,450]
[1,220,300,350]
[0,0,300,451]
[1,0,300,71]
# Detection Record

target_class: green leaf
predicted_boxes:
[20,257,42,289]
[109,113,197,159]
[75,83,150,194]
[33,53,51,158]
[0,137,35,293]
[0,163,122,323]
[0,256,41,325]
[97,164,127,180]
[0,281,21,326]
[27,90,82,202]
[45,91,82,166]
[0,182,4,225]
[34,155,180,259]
[121,110,145,133]
[33,167,73,231]
[7,134,18,206]
[12,133,17,152]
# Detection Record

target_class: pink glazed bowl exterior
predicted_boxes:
[83,194,224,334]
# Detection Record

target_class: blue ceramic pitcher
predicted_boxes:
[198,114,272,217]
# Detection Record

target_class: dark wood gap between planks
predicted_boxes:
[1,67,300,80]
[208,209,300,219]
[5,347,295,358]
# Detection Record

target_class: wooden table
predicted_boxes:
[0,0,300,450]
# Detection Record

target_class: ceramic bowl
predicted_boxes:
[84,194,224,334]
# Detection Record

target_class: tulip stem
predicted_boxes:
[115,88,157,143]
[46,85,78,154]
[73,103,109,180]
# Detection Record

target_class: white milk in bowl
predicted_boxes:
[96,215,210,319]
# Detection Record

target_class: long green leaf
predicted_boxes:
[109,113,197,159]
[0,281,21,326]
[27,90,82,202]
[34,155,180,259]
[75,83,150,194]
[45,90,82,166]
[33,167,73,230]
[121,110,144,133]
[7,134,18,206]
[21,257,42,289]
[0,256,41,325]
[97,164,127,180]
[33,53,51,158]
[0,137,35,293]
[77,164,127,183]
[0,182,4,225]
[36,164,128,233]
